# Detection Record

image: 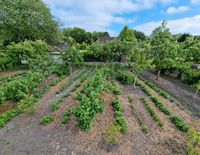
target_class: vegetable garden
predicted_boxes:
[0,0,200,154]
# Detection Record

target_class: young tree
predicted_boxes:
[62,46,83,75]
[150,21,178,80]
[193,81,200,98]
[128,42,152,88]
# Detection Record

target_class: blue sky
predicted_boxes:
[43,0,200,36]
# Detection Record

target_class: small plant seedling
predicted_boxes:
[50,101,59,112]
[40,115,54,125]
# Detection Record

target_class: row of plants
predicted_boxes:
[141,97,163,127]
[61,68,109,131]
[0,71,28,84]
[112,98,127,133]
[0,72,45,104]
[139,76,170,99]
[128,96,148,134]
[115,70,133,84]
[59,68,87,93]
[0,74,66,128]
[139,82,189,132]
[50,69,93,113]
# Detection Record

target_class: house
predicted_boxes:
[50,42,69,64]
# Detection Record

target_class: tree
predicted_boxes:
[134,30,146,41]
[0,0,59,44]
[150,21,178,79]
[7,40,49,65]
[128,42,152,88]
[62,46,83,74]
[193,81,200,98]
[119,26,137,42]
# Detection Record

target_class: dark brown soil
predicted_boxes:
[0,101,17,115]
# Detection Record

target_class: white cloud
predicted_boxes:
[134,14,200,35]
[191,0,200,4]
[166,6,189,14]
[43,0,174,35]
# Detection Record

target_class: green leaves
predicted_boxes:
[40,115,54,125]
[170,116,189,132]
[0,72,44,104]
[0,0,59,44]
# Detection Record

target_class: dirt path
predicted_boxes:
[141,71,200,115]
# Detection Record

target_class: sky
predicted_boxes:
[43,0,200,36]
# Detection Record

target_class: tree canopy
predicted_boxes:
[0,0,59,45]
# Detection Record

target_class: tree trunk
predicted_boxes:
[133,75,138,88]
[193,89,199,98]
[156,69,161,80]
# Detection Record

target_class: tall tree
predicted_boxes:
[0,0,59,44]
[150,21,178,79]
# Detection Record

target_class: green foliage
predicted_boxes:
[127,41,153,87]
[116,117,127,133]
[0,95,38,128]
[0,0,59,44]
[103,124,121,144]
[119,26,137,42]
[186,129,200,155]
[50,101,59,112]
[116,70,133,84]
[64,68,109,131]
[62,46,83,71]
[150,21,179,79]
[151,97,171,115]
[141,97,163,127]
[112,98,127,133]
[40,115,54,125]
[141,85,152,97]
[0,72,44,104]
[170,116,189,132]
[106,81,122,95]
[143,79,170,99]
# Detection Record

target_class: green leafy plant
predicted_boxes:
[170,116,189,132]
[151,97,171,115]
[50,101,59,112]
[141,97,163,127]
[40,115,54,125]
